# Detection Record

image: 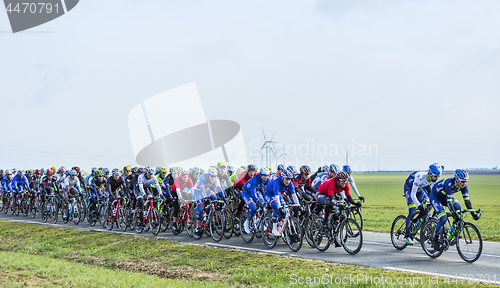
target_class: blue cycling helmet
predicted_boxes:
[193,167,202,174]
[277,164,285,171]
[281,169,293,179]
[428,163,443,176]
[342,165,352,173]
[330,164,340,174]
[321,165,329,173]
[454,169,469,180]
[286,165,297,174]
[69,169,77,176]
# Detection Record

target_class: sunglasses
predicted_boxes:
[338,179,348,182]
[459,180,468,183]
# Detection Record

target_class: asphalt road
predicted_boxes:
[1,212,499,285]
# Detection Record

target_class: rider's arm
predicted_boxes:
[348,176,361,198]
[410,182,421,208]
[461,185,473,210]
[287,181,299,205]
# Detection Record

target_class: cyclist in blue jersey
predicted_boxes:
[242,167,269,233]
[402,163,443,245]
[264,169,300,237]
[429,169,480,251]
[193,167,224,235]
[2,170,14,198]
[12,170,30,207]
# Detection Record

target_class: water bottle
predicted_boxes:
[414,219,422,230]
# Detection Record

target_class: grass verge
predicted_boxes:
[0,220,495,287]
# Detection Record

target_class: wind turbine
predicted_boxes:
[261,128,279,168]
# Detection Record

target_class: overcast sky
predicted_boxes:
[1,0,499,173]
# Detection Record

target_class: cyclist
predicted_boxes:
[402,163,443,245]
[229,166,245,186]
[216,162,233,199]
[342,165,365,203]
[55,166,67,191]
[189,167,202,185]
[121,166,132,181]
[134,167,162,226]
[227,166,235,178]
[429,169,480,251]
[264,169,299,236]
[103,168,110,179]
[40,169,59,211]
[12,170,30,207]
[233,164,258,221]
[242,167,269,233]
[293,165,316,201]
[2,170,14,206]
[88,170,106,222]
[193,167,224,235]
[170,169,194,232]
[315,171,361,232]
[61,169,82,220]
[106,169,128,211]
[311,164,337,190]
[268,164,285,181]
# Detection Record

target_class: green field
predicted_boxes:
[354,173,500,241]
[0,221,494,287]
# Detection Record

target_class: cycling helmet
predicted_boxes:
[247,164,257,172]
[17,170,23,175]
[46,169,53,175]
[181,170,189,177]
[337,171,350,181]
[103,168,110,174]
[208,167,218,176]
[193,167,202,174]
[145,167,154,175]
[329,164,340,175]
[35,169,41,174]
[428,163,443,176]
[51,167,57,173]
[138,167,145,173]
[96,170,104,177]
[281,169,293,179]
[227,165,235,173]
[321,165,329,173]
[454,169,469,180]
[112,168,119,174]
[342,165,352,173]
[124,166,131,172]
[267,167,273,174]
[91,167,98,173]
[131,167,138,173]
[57,166,65,173]
[300,165,311,175]
[159,167,167,174]
[112,170,120,176]
[259,167,270,176]
[277,164,284,171]
[170,167,178,173]
[217,162,226,169]
[5,170,12,175]
[69,169,77,176]
[72,166,81,173]
[286,165,297,174]
[155,167,161,174]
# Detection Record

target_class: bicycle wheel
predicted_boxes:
[30,198,37,218]
[133,209,144,234]
[73,201,81,225]
[159,207,170,233]
[80,200,87,223]
[88,208,97,227]
[310,217,331,252]
[209,211,224,242]
[186,207,196,237]
[349,208,363,230]
[284,216,303,252]
[223,208,233,239]
[118,206,127,232]
[303,214,317,248]
[150,207,161,236]
[52,201,59,224]
[22,196,29,217]
[340,218,363,255]
[261,215,277,249]
[99,204,107,228]
[105,206,114,231]
[456,222,483,263]
[240,213,255,244]
[420,218,444,259]
[390,215,408,250]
